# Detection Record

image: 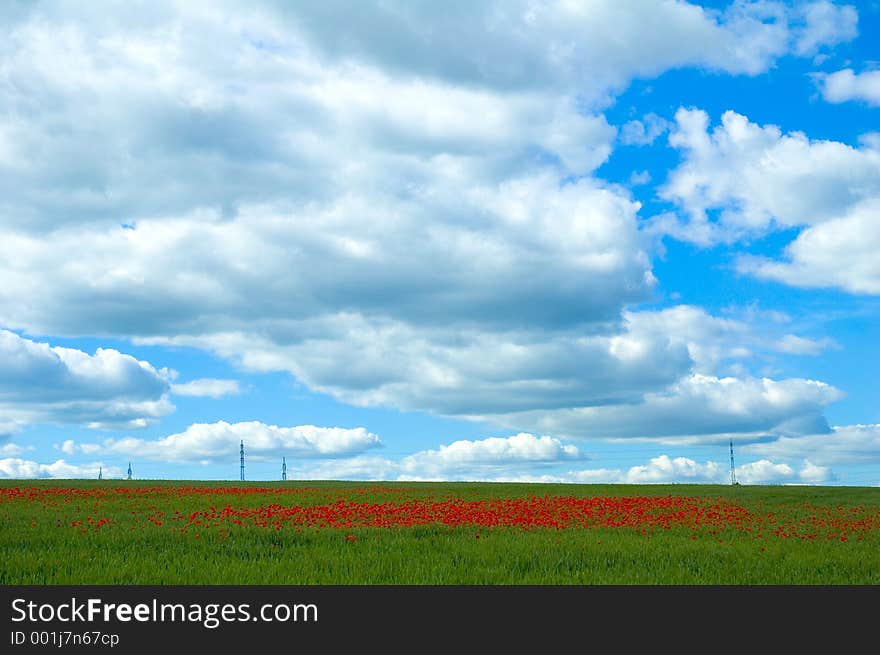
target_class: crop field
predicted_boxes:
[2,480,879,585]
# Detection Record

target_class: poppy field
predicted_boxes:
[1,480,879,584]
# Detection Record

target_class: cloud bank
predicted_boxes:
[0,330,172,432]
[74,420,382,463]
[0,458,120,480]
[817,68,880,106]
[0,1,862,455]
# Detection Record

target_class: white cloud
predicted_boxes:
[793,2,858,57]
[0,421,18,437]
[66,429,583,481]
[620,113,670,146]
[288,451,815,486]
[397,433,582,480]
[171,378,241,398]
[133,306,841,442]
[0,458,120,479]
[0,0,844,237]
[745,424,880,466]
[657,108,880,246]
[0,2,857,445]
[735,459,794,484]
[624,305,837,371]
[817,68,880,106]
[737,199,880,294]
[0,443,29,457]
[174,313,692,416]
[773,334,838,356]
[293,433,583,482]
[799,460,833,484]
[0,330,173,431]
[0,169,677,419]
[273,1,836,92]
[656,107,880,296]
[625,305,751,374]
[491,373,842,443]
[629,170,652,186]
[503,456,825,485]
[291,455,400,482]
[619,454,725,483]
[0,172,653,336]
[75,420,381,463]
[285,451,711,484]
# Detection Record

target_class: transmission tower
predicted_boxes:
[729,439,737,485]
[282,456,287,481]
[127,462,132,480]
[98,466,102,481]
[240,440,245,481]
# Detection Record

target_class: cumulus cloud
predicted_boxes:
[798,460,833,484]
[620,113,671,146]
[657,108,880,246]
[74,420,381,463]
[0,173,653,337]
[0,421,18,437]
[145,312,694,416]
[630,304,838,364]
[59,439,77,456]
[473,456,827,485]
[0,330,172,431]
[616,455,725,483]
[655,107,880,296]
[745,424,880,466]
[737,199,880,294]
[625,305,758,373]
[397,433,582,480]
[292,455,400,482]
[292,433,583,482]
[410,433,580,463]
[735,459,793,484]
[773,334,839,356]
[0,0,846,239]
[133,305,843,444]
[0,458,120,479]
[491,374,842,443]
[793,1,858,57]
[171,378,241,398]
[288,451,822,486]
[0,171,694,418]
[1,0,802,237]
[0,2,856,445]
[817,68,880,106]
[260,424,862,487]
[274,1,841,91]
[283,450,722,484]
[0,443,29,457]
[587,455,825,485]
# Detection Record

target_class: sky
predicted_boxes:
[0,0,878,486]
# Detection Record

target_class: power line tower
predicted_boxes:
[240,440,245,482]
[729,439,738,485]
[127,462,132,480]
[98,466,102,481]
[282,457,287,481]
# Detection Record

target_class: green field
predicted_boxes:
[2,480,878,585]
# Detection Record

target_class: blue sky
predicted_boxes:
[1,0,878,485]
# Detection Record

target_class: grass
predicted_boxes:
[1,479,878,585]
